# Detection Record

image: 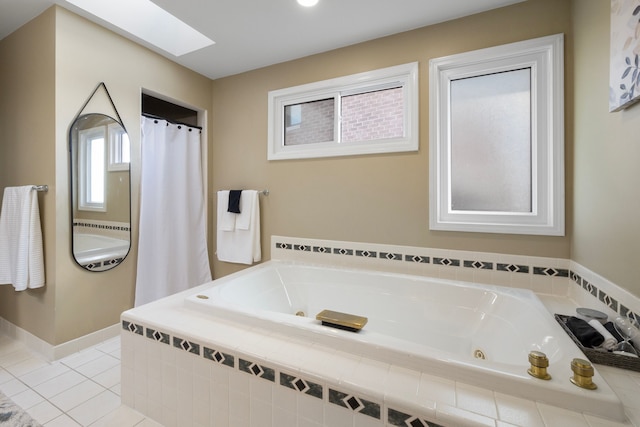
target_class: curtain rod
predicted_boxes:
[142,113,202,130]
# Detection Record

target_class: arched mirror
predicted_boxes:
[70,113,131,271]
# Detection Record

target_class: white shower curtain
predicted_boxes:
[135,116,212,306]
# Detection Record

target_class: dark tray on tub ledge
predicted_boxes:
[555,314,640,372]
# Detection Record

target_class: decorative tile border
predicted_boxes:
[534,267,569,277]
[239,358,275,382]
[121,319,441,427]
[380,252,403,261]
[73,221,131,233]
[122,320,143,336]
[274,237,565,277]
[570,270,638,322]
[388,408,445,427]
[73,218,131,235]
[406,255,429,263]
[204,347,235,368]
[496,263,528,273]
[145,327,170,344]
[328,388,381,419]
[280,372,323,399]
[463,260,493,270]
[173,336,200,355]
[433,257,460,267]
[81,257,125,272]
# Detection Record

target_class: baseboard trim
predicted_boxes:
[0,318,119,361]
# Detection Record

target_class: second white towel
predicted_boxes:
[217,191,237,231]
[216,190,261,264]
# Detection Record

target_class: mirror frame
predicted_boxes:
[69,112,132,272]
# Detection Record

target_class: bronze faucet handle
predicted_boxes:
[527,351,552,380]
[570,358,597,390]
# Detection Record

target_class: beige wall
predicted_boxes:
[0,6,213,345]
[572,1,640,296]
[210,0,573,278]
[0,9,57,343]
[52,7,213,344]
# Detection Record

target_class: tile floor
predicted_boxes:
[0,332,159,427]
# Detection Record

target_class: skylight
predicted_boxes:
[64,0,215,56]
[297,0,319,7]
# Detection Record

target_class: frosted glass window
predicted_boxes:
[429,34,564,236]
[450,69,531,212]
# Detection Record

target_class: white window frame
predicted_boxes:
[108,123,130,171]
[268,62,419,160]
[429,34,564,236]
[78,126,107,212]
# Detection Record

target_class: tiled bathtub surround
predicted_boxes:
[121,316,460,426]
[121,303,634,427]
[271,236,640,323]
[125,316,444,426]
[121,236,640,426]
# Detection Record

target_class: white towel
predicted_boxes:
[588,319,617,350]
[216,190,261,264]
[217,191,237,231]
[236,191,254,230]
[0,186,45,291]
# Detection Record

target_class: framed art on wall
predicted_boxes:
[610,0,640,112]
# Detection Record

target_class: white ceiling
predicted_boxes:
[1,0,525,80]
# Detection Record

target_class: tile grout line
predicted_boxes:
[0,335,128,427]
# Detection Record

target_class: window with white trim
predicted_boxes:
[78,126,107,212]
[429,34,564,236]
[268,62,418,160]
[108,123,130,171]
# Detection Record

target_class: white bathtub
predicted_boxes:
[73,233,129,268]
[184,260,625,421]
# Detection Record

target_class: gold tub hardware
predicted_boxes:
[316,309,368,332]
[527,351,551,380]
[196,294,209,299]
[570,358,597,390]
[473,349,486,360]
[295,311,305,317]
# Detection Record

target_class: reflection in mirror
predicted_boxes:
[70,113,131,271]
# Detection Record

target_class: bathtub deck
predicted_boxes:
[121,284,635,427]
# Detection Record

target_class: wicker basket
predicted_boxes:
[555,314,640,372]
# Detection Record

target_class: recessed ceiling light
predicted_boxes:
[64,0,215,57]
[297,0,319,7]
